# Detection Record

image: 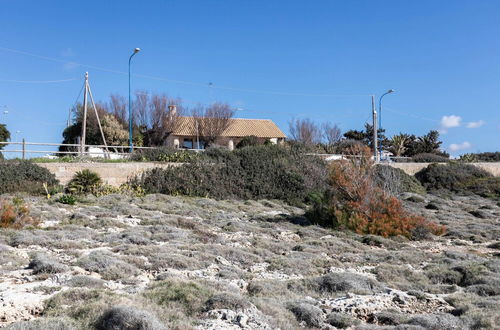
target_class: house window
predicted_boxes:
[182,139,193,149]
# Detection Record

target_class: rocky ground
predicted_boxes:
[0,192,499,329]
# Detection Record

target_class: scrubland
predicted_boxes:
[0,191,498,329]
[0,147,499,329]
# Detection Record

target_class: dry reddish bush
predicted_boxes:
[0,198,39,229]
[329,145,445,238]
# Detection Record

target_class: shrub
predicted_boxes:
[415,163,492,193]
[4,317,77,330]
[67,170,102,194]
[67,276,105,289]
[316,272,383,295]
[0,198,39,229]
[326,312,361,328]
[144,280,213,316]
[130,147,198,163]
[287,302,323,328]
[460,152,500,162]
[372,165,426,195]
[316,145,445,238]
[87,183,145,198]
[236,135,260,148]
[130,145,329,205]
[406,314,463,329]
[461,177,500,199]
[57,194,77,205]
[204,293,249,311]
[29,253,68,274]
[412,153,450,163]
[95,306,166,330]
[0,160,59,195]
[77,251,139,281]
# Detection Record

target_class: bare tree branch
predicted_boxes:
[288,118,321,145]
[322,122,342,145]
[192,102,234,146]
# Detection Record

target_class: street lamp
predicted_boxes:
[128,48,141,152]
[378,89,395,160]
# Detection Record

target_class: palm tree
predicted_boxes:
[416,130,442,154]
[389,133,410,157]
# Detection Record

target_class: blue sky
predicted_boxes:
[0,0,499,157]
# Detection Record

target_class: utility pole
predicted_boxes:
[372,95,379,162]
[80,72,89,156]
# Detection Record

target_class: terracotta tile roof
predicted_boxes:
[174,117,286,138]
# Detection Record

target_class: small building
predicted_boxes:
[167,117,286,150]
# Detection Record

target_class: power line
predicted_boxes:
[0,46,372,98]
[67,80,86,127]
[383,107,439,123]
[0,78,77,83]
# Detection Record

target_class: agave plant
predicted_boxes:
[67,169,102,194]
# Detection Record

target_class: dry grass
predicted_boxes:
[0,193,497,329]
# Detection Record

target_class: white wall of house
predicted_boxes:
[165,135,285,149]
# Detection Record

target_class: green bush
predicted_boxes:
[0,160,60,195]
[372,165,426,195]
[461,177,500,198]
[415,163,493,194]
[67,170,102,194]
[130,147,198,162]
[412,153,450,163]
[56,194,77,205]
[129,145,329,205]
[460,152,500,162]
[236,135,260,148]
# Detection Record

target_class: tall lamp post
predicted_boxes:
[378,89,395,160]
[128,48,141,152]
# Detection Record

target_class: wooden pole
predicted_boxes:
[372,95,379,162]
[22,138,25,160]
[80,72,89,156]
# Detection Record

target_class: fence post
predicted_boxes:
[22,139,25,160]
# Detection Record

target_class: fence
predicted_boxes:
[0,140,159,160]
[1,141,410,162]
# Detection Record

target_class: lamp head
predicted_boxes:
[388,89,395,93]
[134,48,141,53]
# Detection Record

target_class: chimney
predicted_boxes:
[168,104,177,115]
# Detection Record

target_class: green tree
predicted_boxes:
[0,124,10,159]
[102,115,128,146]
[388,133,411,157]
[0,124,10,150]
[403,130,447,157]
[343,123,388,151]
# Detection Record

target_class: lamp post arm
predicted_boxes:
[378,91,391,158]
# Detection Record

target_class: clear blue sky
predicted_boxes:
[1,0,499,156]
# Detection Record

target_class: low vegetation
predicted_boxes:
[307,145,445,238]
[415,163,499,198]
[0,198,39,229]
[130,145,329,205]
[0,192,498,329]
[129,147,199,162]
[459,151,500,162]
[0,160,60,195]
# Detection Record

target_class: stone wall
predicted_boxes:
[38,162,181,186]
[38,161,500,187]
[388,162,500,177]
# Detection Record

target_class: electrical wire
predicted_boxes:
[0,46,372,98]
[0,78,77,83]
[383,107,439,123]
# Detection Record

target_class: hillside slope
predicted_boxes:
[0,193,499,329]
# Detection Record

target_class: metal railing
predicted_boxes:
[0,140,159,160]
